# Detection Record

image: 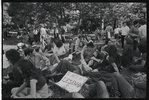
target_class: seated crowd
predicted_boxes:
[3,20,146,98]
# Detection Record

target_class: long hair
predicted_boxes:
[54,39,63,48]
[107,45,117,59]
[18,59,41,79]
[24,47,34,56]
[5,49,21,65]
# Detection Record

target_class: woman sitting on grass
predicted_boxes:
[53,39,66,57]
[11,59,52,98]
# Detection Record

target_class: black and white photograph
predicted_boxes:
[2,2,147,98]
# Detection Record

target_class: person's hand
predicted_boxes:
[11,92,17,98]
[91,57,96,61]
[92,69,98,72]
[106,55,109,61]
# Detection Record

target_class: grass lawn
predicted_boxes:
[3,33,22,45]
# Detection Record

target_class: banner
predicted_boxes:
[56,71,88,93]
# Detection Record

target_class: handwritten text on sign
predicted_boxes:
[56,71,88,93]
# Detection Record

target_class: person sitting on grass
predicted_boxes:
[113,72,146,98]
[74,35,82,51]
[122,37,134,68]
[53,39,66,57]
[11,59,53,98]
[3,49,24,97]
[23,47,50,73]
[44,37,54,53]
[87,48,104,70]
[129,38,146,73]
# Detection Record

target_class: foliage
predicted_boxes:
[5,2,146,31]
[3,2,12,27]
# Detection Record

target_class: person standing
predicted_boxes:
[105,23,113,44]
[94,27,100,41]
[39,24,47,48]
[120,22,130,48]
[28,27,35,45]
[138,19,146,41]
[114,24,121,40]
[128,20,140,51]
[33,26,39,43]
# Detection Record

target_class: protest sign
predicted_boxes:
[55,71,88,93]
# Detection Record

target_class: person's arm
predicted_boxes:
[41,55,51,69]
[107,56,119,73]
[11,81,27,98]
[24,79,37,98]
[81,45,92,71]
[81,45,87,65]
[110,27,113,33]
[111,63,119,73]
[53,46,58,55]
[62,46,66,55]
[91,57,101,63]
[11,67,23,85]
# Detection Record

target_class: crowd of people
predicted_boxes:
[3,18,146,98]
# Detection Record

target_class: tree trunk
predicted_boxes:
[113,17,117,29]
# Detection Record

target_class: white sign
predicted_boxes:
[55,71,88,93]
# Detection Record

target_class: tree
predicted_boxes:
[3,2,12,27]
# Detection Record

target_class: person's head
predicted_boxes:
[123,22,127,27]
[107,40,113,46]
[124,37,133,46]
[6,49,21,65]
[87,41,94,48]
[138,41,146,54]
[133,19,140,27]
[108,23,112,26]
[39,24,44,28]
[24,47,34,57]
[78,35,82,39]
[118,24,121,28]
[139,19,146,25]
[93,49,104,59]
[97,51,106,60]
[106,45,117,57]
[17,59,41,78]
[34,46,40,53]
[54,39,63,48]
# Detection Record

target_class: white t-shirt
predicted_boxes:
[114,28,121,34]
[53,45,66,56]
[120,26,130,36]
[40,27,47,38]
[139,25,146,39]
